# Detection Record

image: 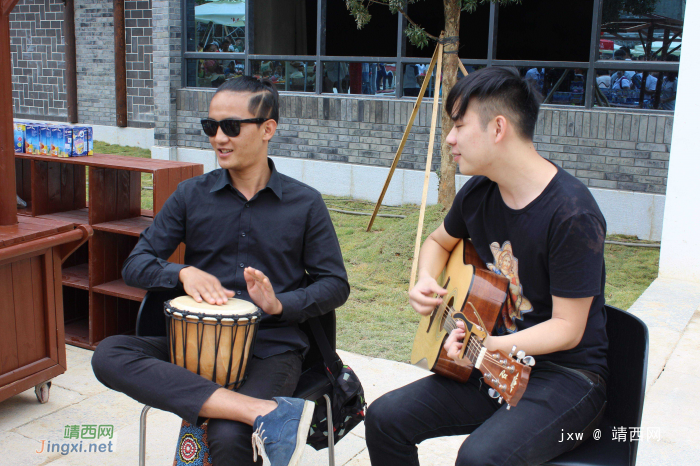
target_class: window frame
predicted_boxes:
[181,0,681,113]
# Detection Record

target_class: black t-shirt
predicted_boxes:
[443,166,608,379]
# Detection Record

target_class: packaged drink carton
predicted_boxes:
[52,126,73,158]
[13,121,26,153]
[71,126,89,157]
[87,126,93,155]
[40,125,51,155]
[25,123,42,154]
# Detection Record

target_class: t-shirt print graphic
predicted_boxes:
[486,241,533,334]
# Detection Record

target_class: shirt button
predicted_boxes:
[236,290,242,295]
[239,263,244,268]
[241,232,246,237]
[245,203,250,208]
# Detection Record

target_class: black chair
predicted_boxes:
[136,290,337,466]
[543,305,649,466]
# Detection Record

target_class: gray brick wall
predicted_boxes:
[125,0,154,124]
[10,0,67,119]
[175,90,673,194]
[152,0,182,146]
[10,0,154,126]
[75,0,116,125]
[533,109,672,194]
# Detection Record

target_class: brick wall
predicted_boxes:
[10,0,67,119]
[125,0,154,124]
[10,0,154,126]
[175,90,673,194]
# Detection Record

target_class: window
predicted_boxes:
[497,0,594,62]
[179,0,680,111]
[599,0,684,61]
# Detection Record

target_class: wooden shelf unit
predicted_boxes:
[15,152,203,349]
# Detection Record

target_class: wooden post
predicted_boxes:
[114,0,127,127]
[0,0,20,226]
[366,44,440,232]
[63,0,78,123]
[409,44,443,290]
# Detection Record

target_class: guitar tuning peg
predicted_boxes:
[522,355,535,367]
[506,404,511,411]
[488,388,499,399]
[508,345,517,358]
[516,350,525,363]
[498,396,503,404]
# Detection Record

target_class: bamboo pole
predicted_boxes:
[366,44,440,232]
[409,43,443,290]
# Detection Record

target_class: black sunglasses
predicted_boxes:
[200,118,269,137]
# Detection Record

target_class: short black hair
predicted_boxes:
[214,76,280,123]
[445,66,541,140]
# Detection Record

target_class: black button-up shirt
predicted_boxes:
[122,159,350,358]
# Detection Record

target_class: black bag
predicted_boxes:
[306,318,367,450]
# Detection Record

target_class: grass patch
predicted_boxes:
[94,142,153,209]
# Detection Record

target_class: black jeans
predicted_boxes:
[365,362,606,466]
[91,335,302,466]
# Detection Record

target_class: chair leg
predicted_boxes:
[139,405,151,466]
[324,394,335,466]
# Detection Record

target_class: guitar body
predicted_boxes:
[411,240,510,382]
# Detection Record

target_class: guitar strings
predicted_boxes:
[440,303,504,366]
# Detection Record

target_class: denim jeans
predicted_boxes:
[365,361,606,466]
[92,335,302,466]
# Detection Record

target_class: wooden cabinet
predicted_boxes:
[15,153,203,349]
[0,219,91,403]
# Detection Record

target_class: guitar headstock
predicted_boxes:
[452,312,532,408]
[477,347,531,407]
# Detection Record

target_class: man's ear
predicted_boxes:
[493,115,508,144]
[261,119,277,142]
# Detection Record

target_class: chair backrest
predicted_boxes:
[605,304,649,465]
[135,289,181,337]
[136,290,338,373]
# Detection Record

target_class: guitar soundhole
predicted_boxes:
[440,296,456,330]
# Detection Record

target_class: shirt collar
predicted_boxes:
[210,158,283,200]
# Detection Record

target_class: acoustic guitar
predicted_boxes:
[410,239,533,407]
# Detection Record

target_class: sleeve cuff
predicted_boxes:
[162,263,188,288]
[275,290,304,323]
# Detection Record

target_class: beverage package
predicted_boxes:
[87,126,93,155]
[25,123,42,154]
[52,126,73,158]
[13,121,26,153]
[71,126,89,157]
[40,124,51,155]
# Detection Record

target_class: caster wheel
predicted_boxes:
[34,381,51,404]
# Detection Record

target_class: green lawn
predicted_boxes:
[95,143,660,363]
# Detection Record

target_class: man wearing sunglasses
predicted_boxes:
[92,77,349,466]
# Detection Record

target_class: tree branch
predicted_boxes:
[365,0,439,40]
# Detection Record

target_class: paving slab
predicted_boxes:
[51,358,110,397]
[0,385,85,434]
[636,308,700,466]
[625,277,700,389]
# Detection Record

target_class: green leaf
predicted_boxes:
[405,23,429,49]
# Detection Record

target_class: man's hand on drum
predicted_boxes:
[244,267,283,315]
[179,267,234,305]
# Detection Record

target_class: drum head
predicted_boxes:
[168,296,260,321]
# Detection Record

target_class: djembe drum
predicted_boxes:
[164,296,262,389]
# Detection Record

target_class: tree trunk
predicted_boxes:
[438,0,460,209]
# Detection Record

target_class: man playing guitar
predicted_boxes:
[365,67,608,465]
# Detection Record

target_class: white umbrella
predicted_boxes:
[195,0,245,27]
